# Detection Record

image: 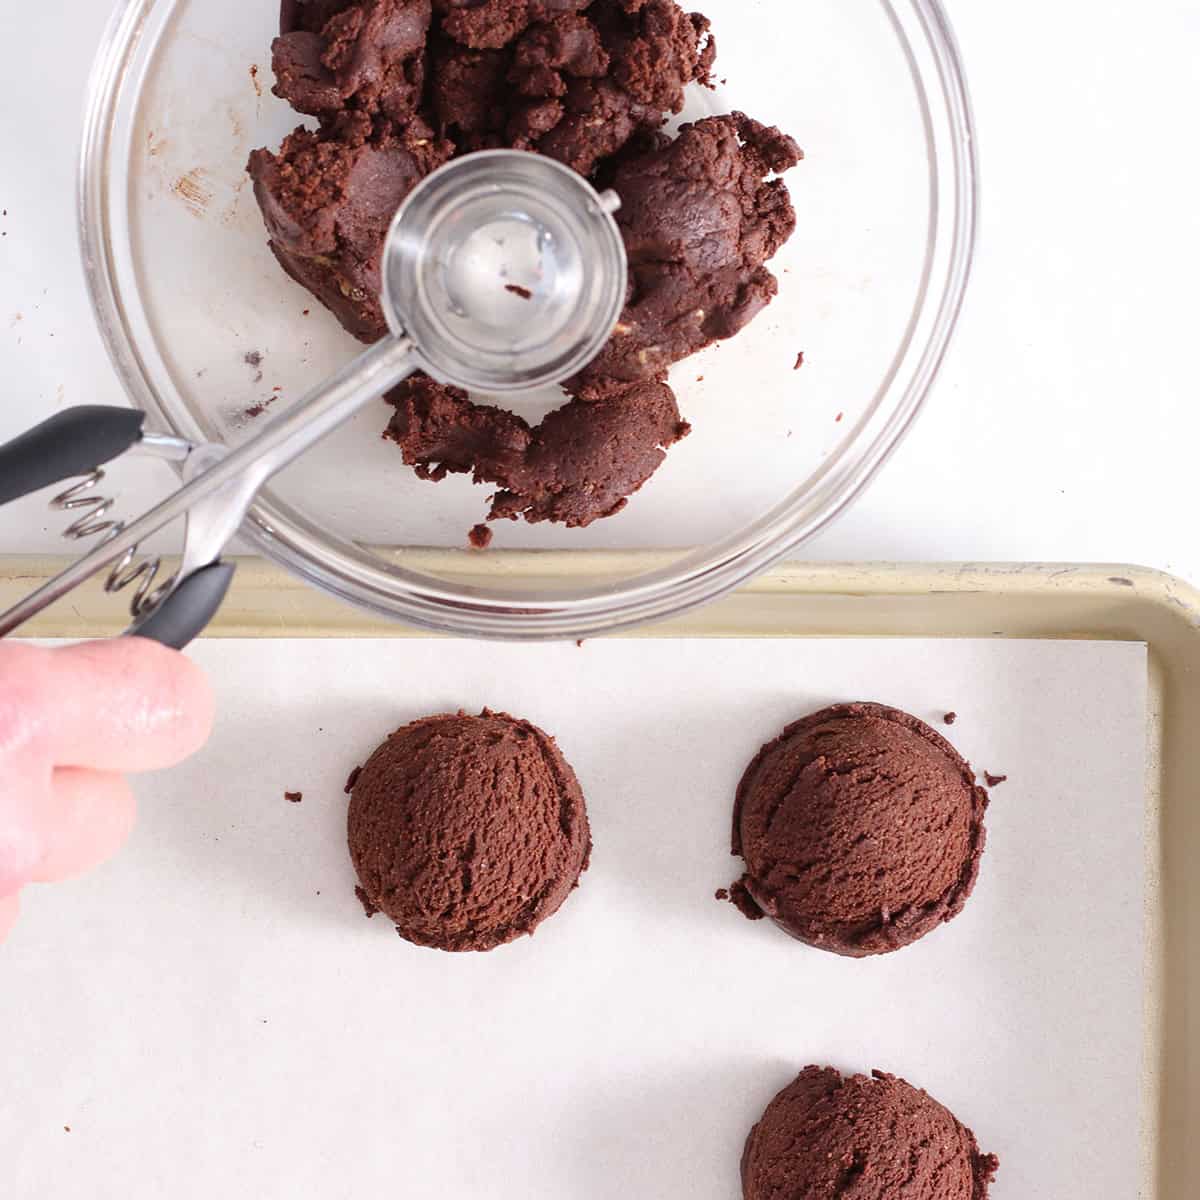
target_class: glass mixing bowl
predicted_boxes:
[80,0,977,639]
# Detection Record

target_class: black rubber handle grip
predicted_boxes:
[125,563,236,650]
[0,406,146,506]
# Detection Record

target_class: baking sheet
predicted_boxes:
[1,637,1148,1199]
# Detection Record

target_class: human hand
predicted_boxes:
[0,639,214,941]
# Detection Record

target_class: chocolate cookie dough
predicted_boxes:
[571,113,801,397]
[384,373,689,526]
[742,1067,999,1200]
[435,0,592,54]
[249,0,800,532]
[274,0,432,121]
[430,0,712,174]
[347,709,591,951]
[248,115,453,341]
[728,702,990,956]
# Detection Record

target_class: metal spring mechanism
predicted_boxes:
[51,470,175,617]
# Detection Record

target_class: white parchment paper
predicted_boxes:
[1,638,1148,1199]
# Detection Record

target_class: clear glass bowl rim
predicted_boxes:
[78,0,979,641]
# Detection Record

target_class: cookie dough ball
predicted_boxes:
[729,702,989,956]
[347,710,591,951]
[742,1067,999,1200]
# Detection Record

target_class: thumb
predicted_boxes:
[0,893,18,943]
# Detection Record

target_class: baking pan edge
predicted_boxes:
[4,557,1195,1196]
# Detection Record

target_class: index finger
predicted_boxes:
[11,639,214,773]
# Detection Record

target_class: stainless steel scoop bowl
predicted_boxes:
[388,150,626,391]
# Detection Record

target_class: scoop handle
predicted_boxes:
[0,336,418,641]
[0,407,146,505]
[125,563,237,650]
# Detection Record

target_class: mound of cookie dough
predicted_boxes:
[274,0,432,121]
[742,1067,999,1200]
[249,0,801,534]
[248,113,453,342]
[572,113,801,396]
[728,702,990,957]
[347,709,591,951]
[384,374,690,526]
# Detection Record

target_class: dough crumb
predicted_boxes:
[727,879,764,920]
[355,885,379,918]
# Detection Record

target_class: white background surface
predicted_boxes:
[0,3,1198,576]
[1,637,1148,1198]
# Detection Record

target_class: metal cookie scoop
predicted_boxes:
[0,151,627,647]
